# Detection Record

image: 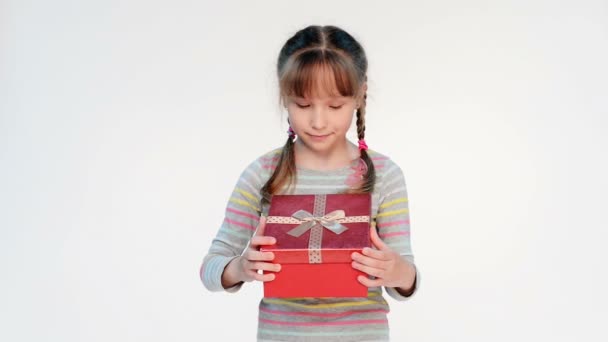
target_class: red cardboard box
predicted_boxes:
[261,193,371,298]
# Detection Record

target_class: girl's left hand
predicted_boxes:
[351,225,416,290]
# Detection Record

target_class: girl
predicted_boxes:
[200,25,420,342]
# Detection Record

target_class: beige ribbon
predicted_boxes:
[287,209,348,237]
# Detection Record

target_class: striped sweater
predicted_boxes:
[200,147,420,341]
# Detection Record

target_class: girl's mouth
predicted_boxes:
[309,133,331,141]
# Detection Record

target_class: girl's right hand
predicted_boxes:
[221,216,281,288]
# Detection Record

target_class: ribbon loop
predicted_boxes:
[287,209,349,237]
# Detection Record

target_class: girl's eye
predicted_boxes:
[294,103,343,109]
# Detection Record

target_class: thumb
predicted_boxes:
[370,223,389,251]
[255,215,267,236]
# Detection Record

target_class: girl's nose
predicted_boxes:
[310,108,327,130]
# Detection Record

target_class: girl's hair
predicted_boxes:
[261,25,375,206]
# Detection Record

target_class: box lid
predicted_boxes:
[261,193,371,264]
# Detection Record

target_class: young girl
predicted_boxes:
[200,25,420,342]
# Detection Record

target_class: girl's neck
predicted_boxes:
[293,139,360,171]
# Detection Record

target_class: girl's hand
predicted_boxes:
[221,216,281,288]
[351,224,416,292]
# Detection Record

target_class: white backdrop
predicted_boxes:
[1,0,607,341]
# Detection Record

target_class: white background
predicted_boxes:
[1,0,607,341]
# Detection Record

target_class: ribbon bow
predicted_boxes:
[287,209,349,237]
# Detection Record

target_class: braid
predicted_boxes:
[260,135,297,207]
[356,93,367,139]
[355,90,376,193]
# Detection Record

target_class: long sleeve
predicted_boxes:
[200,157,266,292]
[375,159,421,301]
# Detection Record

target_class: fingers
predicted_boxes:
[251,216,276,249]
[352,260,384,278]
[240,216,281,283]
[353,245,395,264]
[249,261,281,273]
[246,270,276,282]
[250,235,276,248]
[254,216,267,236]
[357,275,383,287]
[361,247,391,260]
[242,260,281,282]
[241,248,281,283]
[244,249,275,262]
[351,249,394,282]
[351,251,386,267]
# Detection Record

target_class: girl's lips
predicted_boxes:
[308,133,331,141]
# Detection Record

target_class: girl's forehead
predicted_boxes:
[287,83,350,100]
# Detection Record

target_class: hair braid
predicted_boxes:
[261,135,296,207]
[355,90,376,193]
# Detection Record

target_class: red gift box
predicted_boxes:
[261,193,372,298]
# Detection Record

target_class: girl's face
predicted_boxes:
[285,90,359,155]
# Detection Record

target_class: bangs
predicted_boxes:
[279,49,361,101]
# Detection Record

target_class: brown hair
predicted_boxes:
[260,25,375,206]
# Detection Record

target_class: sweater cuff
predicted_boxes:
[385,263,420,301]
[201,255,243,293]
